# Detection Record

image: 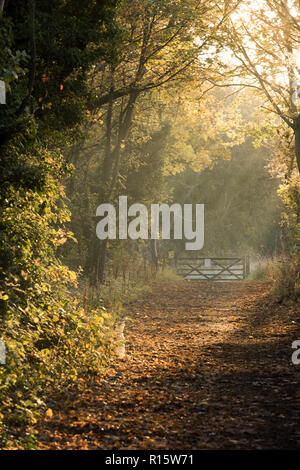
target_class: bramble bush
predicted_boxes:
[0,127,115,446]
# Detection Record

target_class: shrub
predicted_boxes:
[270,256,300,302]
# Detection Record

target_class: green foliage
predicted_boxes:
[171,138,283,257]
[0,290,114,431]
[0,0,119,446]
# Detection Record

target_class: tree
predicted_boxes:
[80,0,242,283]
[215,0,300,173]
[0,0,118,282]
[0,0,121,435]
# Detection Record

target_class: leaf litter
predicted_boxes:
[33,281,300,450]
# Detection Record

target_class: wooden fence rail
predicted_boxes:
[175,256,250,281]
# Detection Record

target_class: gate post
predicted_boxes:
[245,255,250,277]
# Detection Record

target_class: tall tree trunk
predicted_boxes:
[86,72,114,285]
[294,115,300,174]
[95,91,139,283]
[96,239,107,284]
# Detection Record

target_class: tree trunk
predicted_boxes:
[87,87,139,285]
[96,239,107,284]
[293,115,300,174]
[150,239,158,271]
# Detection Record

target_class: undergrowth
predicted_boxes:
[0,262,178,449]
[249,255,300,302]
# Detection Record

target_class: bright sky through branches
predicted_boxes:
[213,0,300,87]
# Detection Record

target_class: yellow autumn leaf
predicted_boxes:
[45,408,53,418]
[69,271,77,281]
[101,312,110,319]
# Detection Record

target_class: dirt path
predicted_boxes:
[36,281,300,449]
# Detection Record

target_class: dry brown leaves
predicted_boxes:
[34,281,300,450]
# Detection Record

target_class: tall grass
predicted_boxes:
[81,264,180,314]
[248,256,300,302]
[270,257,300,302]
[247,258,273,281]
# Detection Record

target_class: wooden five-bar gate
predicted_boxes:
[175,256,250,281]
